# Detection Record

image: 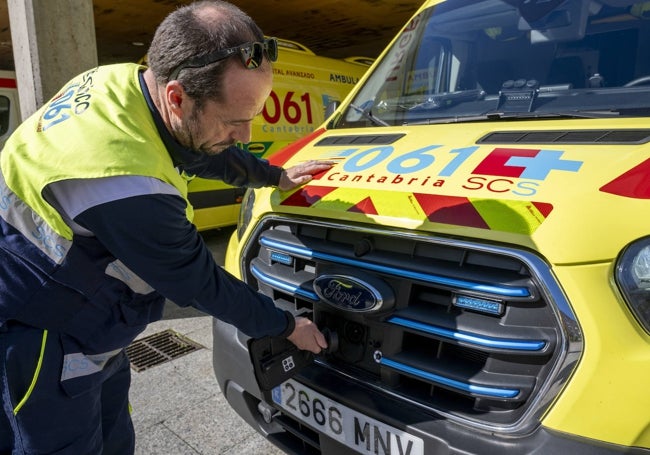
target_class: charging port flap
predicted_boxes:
[248,336,314,391]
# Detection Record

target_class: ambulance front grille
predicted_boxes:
[242,217,582,432]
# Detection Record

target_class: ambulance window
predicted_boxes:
[0,96,9,136]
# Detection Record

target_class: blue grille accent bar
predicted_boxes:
[388,317,546,351]
[380,357,520,399]
[260,236,530,298]
[250,263,319,301]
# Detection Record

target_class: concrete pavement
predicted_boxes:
[129,227,285,455]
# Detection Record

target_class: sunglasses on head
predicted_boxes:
[168,37,278,80]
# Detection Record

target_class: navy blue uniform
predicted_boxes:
[0,65,292,454]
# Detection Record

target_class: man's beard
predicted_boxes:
[171,104,234,155]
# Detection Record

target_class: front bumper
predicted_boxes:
[212,318,648,455]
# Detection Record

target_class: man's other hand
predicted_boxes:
[278,160,335,191]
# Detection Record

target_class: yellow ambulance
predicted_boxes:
[214,1,650,454]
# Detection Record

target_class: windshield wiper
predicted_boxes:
[490,110,622,119]
[407,89,485,111]
[406,115,496,125]
[348,102,389,126]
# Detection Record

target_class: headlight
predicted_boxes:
[616,237,650,333]
[236,188,256,240]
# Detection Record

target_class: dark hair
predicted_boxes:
[147,0,265,105]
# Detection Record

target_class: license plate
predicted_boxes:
[272,379,424,455]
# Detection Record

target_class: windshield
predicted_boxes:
[335,0,650,128]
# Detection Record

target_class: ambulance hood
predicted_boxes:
[267,120,650,265]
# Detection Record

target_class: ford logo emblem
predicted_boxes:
[313,274,384,312]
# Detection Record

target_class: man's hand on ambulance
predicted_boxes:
[278,160,335,191]
[287,316,328,354]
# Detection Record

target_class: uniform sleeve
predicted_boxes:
[74,193,292,339]
[182,145,283,188]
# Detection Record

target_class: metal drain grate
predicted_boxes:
[126,329,203,372]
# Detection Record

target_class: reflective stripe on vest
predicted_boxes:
[0,170,70,264]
